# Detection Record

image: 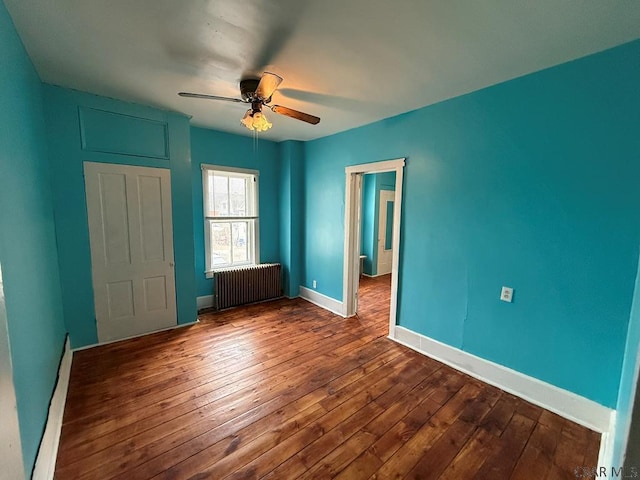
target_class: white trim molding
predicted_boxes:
[200,164,260,176]
[598,413,617,472]
[299,286,345,317]
[197,295,215,311]
[33,337,73,480]
[343,158,405,338]
[201,165,261,272]
[391,325,613,433]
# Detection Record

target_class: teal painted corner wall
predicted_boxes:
[279,141,304,298]
[361,174,376,275]
[0,1,67,475]
[190,127,281,298]
[361,172,396,276]
[42,85,197,348]
[303,39,640,408]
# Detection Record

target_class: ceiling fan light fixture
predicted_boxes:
[181,71,319,131]
[240,109,273,132]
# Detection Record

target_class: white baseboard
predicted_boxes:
[73,319,199,352]
[391,326,613,433]
[33,336,73,480]
[597,412,617,470]
[299,286,345,317]
[197,295,214,310]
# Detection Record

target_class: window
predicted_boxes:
[202,165,259,274]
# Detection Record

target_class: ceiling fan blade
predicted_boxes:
[178,92,245,103]
[255,72,283,101]
[270,105,320,125]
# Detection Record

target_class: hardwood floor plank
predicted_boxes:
[58,337,392,478]
[511,444,552,480]
[324,370,449,480]
[61,325,377,442]
[404,419,478,480]
[54,275,599,480]
[366,397,442,467]
[220,390,385,480]
[551,427,591,475]
[64,310,360,420]
[143,349,404,479]
[438,427,495,480]
[478,394,517,436]
[370,383,483,479]
[473,413,536,480]
[333,449,383,480]
[528,422,560,459]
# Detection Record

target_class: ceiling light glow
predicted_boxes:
[241,109,272,132]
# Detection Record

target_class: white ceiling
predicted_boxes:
[5,0,640,142]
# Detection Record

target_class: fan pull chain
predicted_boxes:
[253,129,258,155]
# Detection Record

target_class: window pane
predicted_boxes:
[210,222,230,266]
[205,171,215,216]
[213,175,229,216]
[204,169,258,270]
[232,222,248,263]
[229,177,246,216]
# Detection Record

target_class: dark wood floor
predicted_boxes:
[55,275,600,479]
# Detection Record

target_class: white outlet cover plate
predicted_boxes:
[500,286,514,302]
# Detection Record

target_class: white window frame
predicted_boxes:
[202,164,260,277]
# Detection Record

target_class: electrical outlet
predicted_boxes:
[500,286,513,303]
[312,280,317,289]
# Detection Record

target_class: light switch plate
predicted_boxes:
[500,286,513,303]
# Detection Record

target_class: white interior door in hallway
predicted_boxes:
[84,162,177,343]
[377,189,395,275]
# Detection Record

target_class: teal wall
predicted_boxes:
[360,172,396,275]
[43,85,197,348]
[303,39,640,408]
[2,0,640,464]
[361,174,376,275]
[0,2,67,475]
[190,127,281,297]
[279,141,304,297]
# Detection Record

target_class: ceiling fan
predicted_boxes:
[178,72,320,132]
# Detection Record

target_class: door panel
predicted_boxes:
[85,162,176,342]
[137,175,166,262]
[377,189,395,275]
[106,280,135,319]
[99,172,131,265]
[143,276,168,312]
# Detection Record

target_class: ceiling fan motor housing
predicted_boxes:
[240,78,262,102]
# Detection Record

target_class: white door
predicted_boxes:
[377,189,395,275]
[84,162,177,342]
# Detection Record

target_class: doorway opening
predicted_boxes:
[343,158,405,337]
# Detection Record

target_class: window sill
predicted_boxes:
[205,263,257,278]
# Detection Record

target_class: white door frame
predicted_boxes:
[343,158,405,337]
